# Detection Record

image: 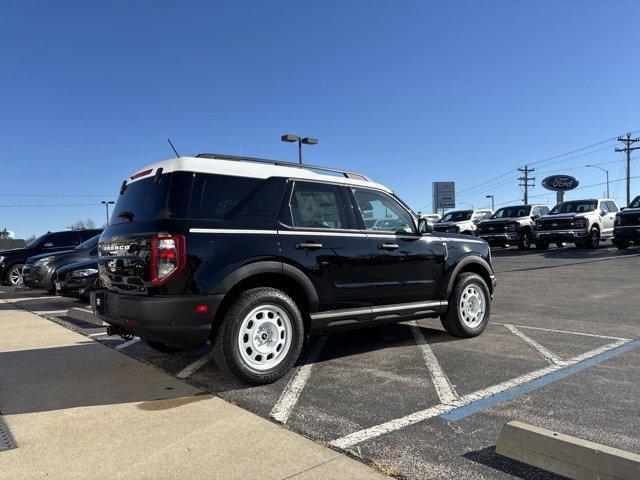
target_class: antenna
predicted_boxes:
[167,138,180,157]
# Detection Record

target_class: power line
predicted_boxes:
[0,203,102,208]
[518,166,535,203]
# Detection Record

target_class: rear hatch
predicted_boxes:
[98,163,185,295]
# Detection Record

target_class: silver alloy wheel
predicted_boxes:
[459,283,486,328]
[238,304,292,371]
[8,265,23,286]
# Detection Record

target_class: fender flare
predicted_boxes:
[446,255,494,295]
[212,261,319,313]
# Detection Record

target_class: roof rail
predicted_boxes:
[195,152,371,182]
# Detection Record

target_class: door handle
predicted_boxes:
[296,242,323,250]
[379,243,399,250]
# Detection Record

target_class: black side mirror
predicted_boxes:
[418,218,434,234]
[531,214,540,220]
[600,210,606,217]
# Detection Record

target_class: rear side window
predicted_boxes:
[188,174,261,220]
[606,201,618,213]
[289,182,348,229]
[51,232,80,247]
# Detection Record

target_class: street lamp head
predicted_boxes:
[281,133,300,143]
[301,137,318,145]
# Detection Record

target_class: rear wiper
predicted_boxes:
[118,211,134,222]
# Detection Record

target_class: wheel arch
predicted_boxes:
[446,255,494,296]
[211,261,319,335]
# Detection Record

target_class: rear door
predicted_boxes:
[350,187,445,306]
[278,180,374,312]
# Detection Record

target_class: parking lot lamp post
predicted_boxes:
[486,195,494,211]
[586,165,610,198]
[281,134,318,166]
[101,200,115,226]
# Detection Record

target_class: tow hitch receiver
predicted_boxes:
[106,325,135,340]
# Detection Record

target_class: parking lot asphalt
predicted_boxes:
[2,242,639,480]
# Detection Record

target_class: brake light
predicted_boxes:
[150,234,186,285]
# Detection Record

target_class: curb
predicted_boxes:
[496,421,640,480]
[66,307,105,326]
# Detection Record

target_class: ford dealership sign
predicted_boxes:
[541,175,579,191]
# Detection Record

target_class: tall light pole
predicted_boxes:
[281,133,318,166]
[486,195,495,211]
[586,164,610,198]
[101,200,114,226]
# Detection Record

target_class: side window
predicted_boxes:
[540,206,550,215]
[600,201,609,214]
[606,201,619,213]
[188,174,262,220]
[51,232,80,247]
[289,182,348,230]
[352,188,414,233]
[531,207,540,217]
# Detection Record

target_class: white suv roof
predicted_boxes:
[126,155,392,193]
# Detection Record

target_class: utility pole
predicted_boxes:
[518,165,535,204]
[101,200,114,226]
[615,133,640,206]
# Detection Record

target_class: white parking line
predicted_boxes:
[176,350,216,379]
[1,296,59,303]
[504,324,567,366]
[270,335,327,424]
[115,338,140,350]
[33,309,69,315]
[330,338,632,449]
[507,324,630,341]
[89,332,108,337]
[409,321,458,404]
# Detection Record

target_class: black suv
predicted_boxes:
[23,234,101,292]
[92,154,497,384]
[477,204,550,249]
[0,229,102,287]
[613,194,640,249]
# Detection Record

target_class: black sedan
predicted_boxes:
[23,234,100,292]
[54,259,99,301]
[0,229,102,287]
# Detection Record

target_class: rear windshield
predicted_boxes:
[630,195,640,208]
[491,206,531,219]
[110,172,284,225]
[439,210,472,222]
[550,200,597,214]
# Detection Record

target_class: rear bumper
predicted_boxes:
[534,229,589,243]
[90,289,224,349]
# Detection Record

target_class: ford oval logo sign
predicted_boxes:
[541,175,579,192]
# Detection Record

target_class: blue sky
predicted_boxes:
[2,0,639,238]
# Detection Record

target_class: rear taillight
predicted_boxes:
[150,234,186,285]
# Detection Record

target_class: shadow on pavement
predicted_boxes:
[463,446,569,480]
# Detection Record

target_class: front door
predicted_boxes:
[277,180,374,312]
[349,187,445,306]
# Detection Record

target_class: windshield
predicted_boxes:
[439,210,472,222]
[491,206,531,219]
[110,175,173,225]
[630,195,640,208]
[550,200,597,214]
[75,235,100,250]
[26,234,47,248]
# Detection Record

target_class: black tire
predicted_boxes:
[517,230,533,250]
[144,340,184,353]
[4,263,24,286]
[613,239,629,250]
[535,241,549,250]
[212,287,304,385]
[585,227,600,249]
[555,242,566,248]
[440,272,491,338]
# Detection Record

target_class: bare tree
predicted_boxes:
[0,228,10,240]
[68,218,97,230]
